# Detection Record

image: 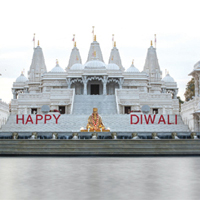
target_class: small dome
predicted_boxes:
[84,60,106,69]
[162,73,175,82]
[126,64,140,72]
[51,64,64,72]
[16,73,28,82]
[70,63,84,70]
[106,63,120,70]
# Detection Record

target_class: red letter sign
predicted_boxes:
[36,115,43,124]
[16,115,24,124]
[130,114,139,124]
[44,115,52,124]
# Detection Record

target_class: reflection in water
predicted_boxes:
[0,157,200,200]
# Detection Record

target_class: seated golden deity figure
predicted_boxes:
[81,108,110,132]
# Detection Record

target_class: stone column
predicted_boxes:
[82,76,88,95]
[66,78,71,89]
[173,89,178,99]
[102,76,108,95]
[194,115,199,132]
[118,78,124,89]
[12,89,17,99]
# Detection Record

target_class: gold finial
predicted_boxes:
[56,59,58,65]
[21,71,23,75]
[74,41,76,47]
[151,40,153,46]
[132,59,134,65]
[94,35,96,41]
[94,51,96,57]
[38,40,39,46]
[114,41,116,47]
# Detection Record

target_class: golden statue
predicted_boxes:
[81,108,110,132]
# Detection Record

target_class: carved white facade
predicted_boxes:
[11,36,179,115]
[0,100,9,128]
[181,60,200,131]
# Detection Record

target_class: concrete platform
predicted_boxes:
[0,139,200,156]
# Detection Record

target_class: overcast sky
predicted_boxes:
[0,0,199,103]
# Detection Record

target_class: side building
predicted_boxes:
[0,99,9,128]
[181,60,200,131]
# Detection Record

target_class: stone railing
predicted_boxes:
[70,89,75,114]
[115,89,119,114]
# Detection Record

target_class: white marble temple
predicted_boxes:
[10,35,179,116]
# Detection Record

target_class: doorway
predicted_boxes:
[31,108,37,114]
[125,106,131,114]
[91,84,99,95]
[59,106,65,114]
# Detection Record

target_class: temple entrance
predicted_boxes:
[91,84,100,95]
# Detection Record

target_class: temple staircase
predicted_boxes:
[72,95,117,114]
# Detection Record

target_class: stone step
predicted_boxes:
[72,95,117,114]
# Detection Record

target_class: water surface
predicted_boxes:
[0,157,199,200]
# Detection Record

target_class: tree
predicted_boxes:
[184,78,195,101]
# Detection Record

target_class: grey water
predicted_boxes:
[0,157,200,200]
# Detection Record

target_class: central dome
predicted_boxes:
[51,64,64,72]
[84,60,106,69]
[126,64,140,72]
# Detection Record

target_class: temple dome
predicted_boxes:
[51,64,64,72]
[126,64,140,72]
[84,60,106,69]
[106,63,120,70]
[162,73,175,82]
[70,63,84,70]
[16,73,28,82]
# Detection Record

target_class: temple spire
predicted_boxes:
[94,35,96,42]
[38,40,40,46]
[143,43,162,82]
[151,40,153,46]
[87,36,104,62]
[67,40,82,69]
[108,41,124,70]
[28,43,47,83]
